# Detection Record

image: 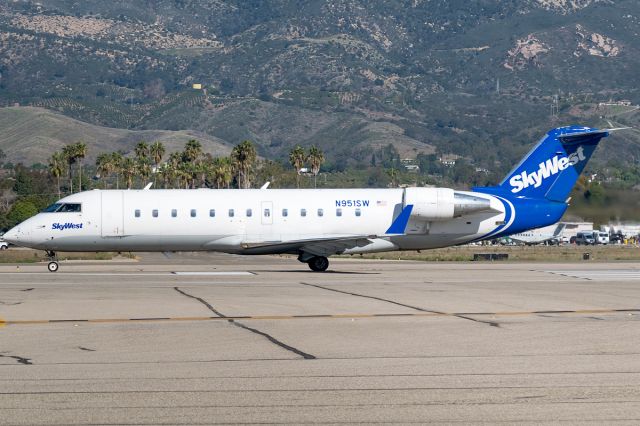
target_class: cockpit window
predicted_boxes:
[59,203,81,212]
[42,203,62,213]
[42,203,81,213]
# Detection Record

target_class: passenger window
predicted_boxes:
[336,208,342,217]
[282,208,288,217]
[152,209,158,218]
[190,209,196,218]
[135,209,141,218]
[229,209,234,217]
[209,209,215,217]
[301,208,307,217]
[317,208,324,217]
[171,209,177,218]
[246,208,252,217]
[264,209,270,217]
[355,208,361,217]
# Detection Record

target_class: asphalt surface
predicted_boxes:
[1,253,640,425]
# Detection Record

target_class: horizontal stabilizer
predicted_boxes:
[558,127,630,143]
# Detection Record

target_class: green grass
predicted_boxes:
[0,250,135,264]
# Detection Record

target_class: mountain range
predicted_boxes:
[1,0,639,174]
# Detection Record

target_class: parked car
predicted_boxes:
[575,231,596,245]
[595,232,609,245]
[609,233,624,244]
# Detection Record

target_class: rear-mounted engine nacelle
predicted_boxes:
[403,187,492,221]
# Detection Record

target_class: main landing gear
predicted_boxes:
[46,251,59,272]
[307,256,329,272]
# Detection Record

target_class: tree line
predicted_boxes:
[47,140,326,194]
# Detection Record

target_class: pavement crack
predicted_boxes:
[173,287,316,360]
[0,354,32,365]
[77,346,96,352]
[299,282,500,328]
[173,287,226,317]
[230,321,316,359]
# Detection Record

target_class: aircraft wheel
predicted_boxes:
[47,261,59,272]
[308,256,329,272]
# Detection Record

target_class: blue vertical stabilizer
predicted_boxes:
[475,126,609,202]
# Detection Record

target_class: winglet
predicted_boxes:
[385,205,413,235]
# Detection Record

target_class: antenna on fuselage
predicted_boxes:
[143,182,153,190]
[260,182,270,189]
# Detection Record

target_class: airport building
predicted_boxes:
[560,221,594,239]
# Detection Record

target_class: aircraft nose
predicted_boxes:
[3,226,22,244]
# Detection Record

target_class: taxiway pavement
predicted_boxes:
[1,253,640,424]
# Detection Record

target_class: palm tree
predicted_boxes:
[74,142,87,191]
[133,141,150,187]
[110,151,124,189]
[62,144,77,193]
[198,154,213,188]
[121,157,137,189]
[165,152,182,188]
[150,141,165,187]
[211,157,233,189]
[307,145,325,188]
[137,157,153,187]
[95,153,112,189]
[134,141,150,161]
[177,161,193,189]
[48,151,67,198]
[289,145,306,188]
[150,141,165,167]
[231,140,257,189]
[183,139,202,164]
[157,163,173,189]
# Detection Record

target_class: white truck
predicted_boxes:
[0,235,9,250]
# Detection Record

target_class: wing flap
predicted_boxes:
[240,234,376,256]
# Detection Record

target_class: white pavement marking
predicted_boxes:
[545,270,640,280]
[171,271,255,276]
[0,272,256,276]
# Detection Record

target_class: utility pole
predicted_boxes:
[550,94,559,118]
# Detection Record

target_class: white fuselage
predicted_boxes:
[6,188,507,255]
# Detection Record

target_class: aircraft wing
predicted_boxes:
[240,235,377,256]
[238,205,414,256]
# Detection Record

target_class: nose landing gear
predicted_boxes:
[46,251,58,272]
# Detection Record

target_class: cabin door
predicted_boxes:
[101,192,124,237]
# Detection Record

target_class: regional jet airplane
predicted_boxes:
[508,223,566,245]
[3,126,616,272]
